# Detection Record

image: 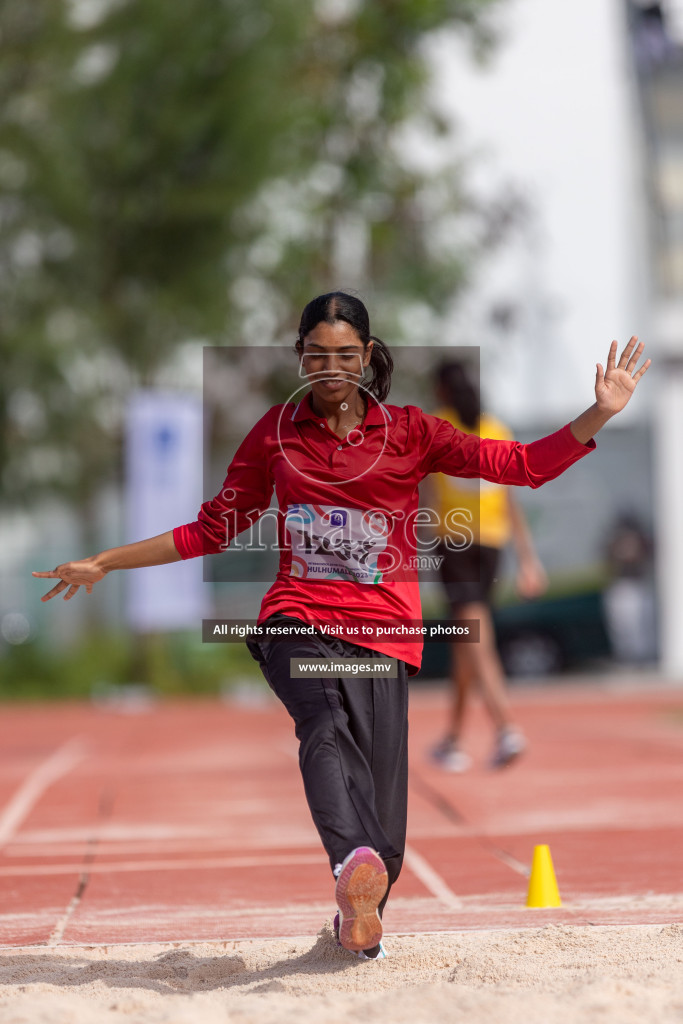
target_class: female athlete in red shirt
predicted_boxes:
[33,291,650,959]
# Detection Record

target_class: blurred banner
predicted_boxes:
[125,392,209,631]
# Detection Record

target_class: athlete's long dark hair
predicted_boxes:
[296,291,393,404]
[436,361,481,430]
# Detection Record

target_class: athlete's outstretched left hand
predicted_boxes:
[595,337,651,416]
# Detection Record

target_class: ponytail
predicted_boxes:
[368,335,393,404]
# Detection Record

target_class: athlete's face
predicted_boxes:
[299,321,373,407]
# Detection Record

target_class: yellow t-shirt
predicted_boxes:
[431,407,512,550]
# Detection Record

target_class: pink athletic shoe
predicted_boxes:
[333,912,388,959]
[334,847,388,953]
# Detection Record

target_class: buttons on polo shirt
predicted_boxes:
[337,445,343,450]
[319,422,325,427]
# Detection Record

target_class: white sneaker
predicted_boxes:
[430,737,472,773]
[491,727,526,769]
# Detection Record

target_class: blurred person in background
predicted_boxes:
[602,511,657,664]
[429,361,548,772]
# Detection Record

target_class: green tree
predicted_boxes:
[1,0,508,514]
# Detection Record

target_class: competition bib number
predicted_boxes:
[285,504,390,584]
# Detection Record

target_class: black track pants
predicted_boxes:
[247,616,409,915]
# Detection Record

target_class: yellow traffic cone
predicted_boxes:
[526,844,562,907]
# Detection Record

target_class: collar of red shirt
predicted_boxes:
[290,391,392,428]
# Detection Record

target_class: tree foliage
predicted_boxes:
[0,0,506,508]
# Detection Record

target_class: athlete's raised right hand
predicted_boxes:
[32,558,108,601]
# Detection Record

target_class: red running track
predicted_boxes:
[0,680,681,948]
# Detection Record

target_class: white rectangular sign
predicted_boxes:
[125,391,209,631]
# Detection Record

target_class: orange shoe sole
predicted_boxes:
[335,847,388,952]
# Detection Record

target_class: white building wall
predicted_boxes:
[429,0,650,426]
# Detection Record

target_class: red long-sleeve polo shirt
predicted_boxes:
[173,393,595,672]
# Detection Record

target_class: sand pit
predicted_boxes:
[0,922,681,1024]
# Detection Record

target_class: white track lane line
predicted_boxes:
[403,844,463,910]
[0,738,88,849]
[0,853,328,877]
